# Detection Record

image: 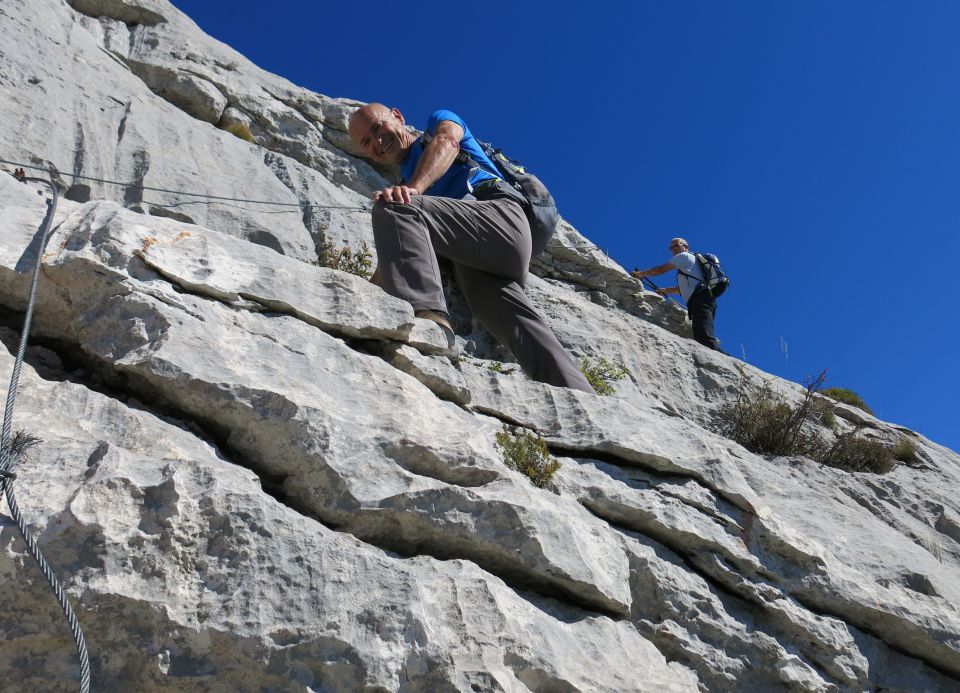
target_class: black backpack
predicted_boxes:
[679,252,729,298]
[419,132,559,256]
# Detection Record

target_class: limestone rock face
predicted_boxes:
[2,2,960,692]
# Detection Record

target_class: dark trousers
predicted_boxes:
[371,196,594,393]
[687,287,725,353]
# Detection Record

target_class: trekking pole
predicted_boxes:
[634,272,685,309]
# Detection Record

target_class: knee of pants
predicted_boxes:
[372,198,421,221]
[371,200,397,232]
[371,200,422,249]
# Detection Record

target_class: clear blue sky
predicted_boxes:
[171,1,960,453]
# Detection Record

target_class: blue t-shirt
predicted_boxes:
[400,110,499,199]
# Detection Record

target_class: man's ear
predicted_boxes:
[391,107,405,124]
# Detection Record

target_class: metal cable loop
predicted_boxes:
[1,171,91,693]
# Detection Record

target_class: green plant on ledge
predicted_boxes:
[316,240,373,278]
[223,122,255,143]
[487,361,517,375]
[579,356,630,396]
[821,386,874,415]
[892,437,919,464]
[820,428,894,473]
[716,372,823,458]
[715,369,895,474]
[495,426,561,488]
[817,404,837,431]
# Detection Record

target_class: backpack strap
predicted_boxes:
[674,253,704,285]
[675,255,710,299]
[676,268,706,294]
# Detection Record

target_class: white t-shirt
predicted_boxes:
[670,252,704,302]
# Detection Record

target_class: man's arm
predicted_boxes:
[631,261,675,279]
[631,262,680,297]
[406,119,463,194]
[378,119,464,204]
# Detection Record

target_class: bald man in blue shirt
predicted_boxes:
[348,103,593,392]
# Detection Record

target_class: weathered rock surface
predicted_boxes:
[2,2,960,691]
[0,341,696,692]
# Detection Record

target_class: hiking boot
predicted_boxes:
[413,310,458,358]
[414,310,452,332]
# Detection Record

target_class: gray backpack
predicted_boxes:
[473,144,559,256]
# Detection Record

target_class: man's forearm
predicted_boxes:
[407,133,460,193]
[632,262,675,278]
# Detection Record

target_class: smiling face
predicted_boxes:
[348,104,412,165]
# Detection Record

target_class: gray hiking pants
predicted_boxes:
[371,195,593,393]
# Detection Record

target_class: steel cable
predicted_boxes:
[0,145,379,692]
[1,172,91,693]
[1,157,370,212]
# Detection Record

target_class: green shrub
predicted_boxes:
[821,387,874,415]
[716,371,828,457]
[224,122,255,143]
[316,240,373,278]
[815,401,837,430]
[892,437,919,464]
[715,370,895,474]
[487,361,517,375]
[820,430,894,474]
[495,426,561,488]
[579,357,630,396]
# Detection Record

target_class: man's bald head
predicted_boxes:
[348,103,412,165]
[347,103,390,133]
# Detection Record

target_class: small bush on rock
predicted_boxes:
[316,240,373,278]
[821,387,874,415]
[579,357,630,396]
[495,426,561,488]
[817,404,837,430]
[820,429,895,474]
[716,370,895,474]
[487,361,517,375]
[892,437,919,464]
[224,122,255,143]
[716,371,831,457]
